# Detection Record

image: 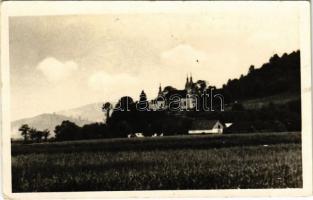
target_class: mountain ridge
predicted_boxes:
[11,113,92,139]
[56,102,105,122]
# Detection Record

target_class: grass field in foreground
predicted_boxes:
[11,132,302,192]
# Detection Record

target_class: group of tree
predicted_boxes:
[46,96,301,142]
[218,50,300,103]
[103,51,301,113]
[19,50,302,142]
[53,121,111,141]
[50,113,191,141]
[187,99,301,133]
[18,124,50,143]
[108,109,191,137]
[100,50,302,137]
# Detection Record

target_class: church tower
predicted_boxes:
[185,75,189,90]
[158,83,162,96]
[185,73,194,92]
[185,73,195,94]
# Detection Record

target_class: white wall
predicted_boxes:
[188,121,224,134]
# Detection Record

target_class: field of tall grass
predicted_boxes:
[11,132,302,192]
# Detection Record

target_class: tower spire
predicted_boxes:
[185,74,189,89]
[158,83,162,96]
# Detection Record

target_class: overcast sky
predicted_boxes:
[9,4,300,121]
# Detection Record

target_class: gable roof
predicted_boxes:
[190,120,223,130]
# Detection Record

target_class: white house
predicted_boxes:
[134,133,144,138]
[127,133,145,138]
[188,120,224,134]
[151,133,164,137]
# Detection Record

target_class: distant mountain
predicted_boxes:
[11,101,117,139]
[11,113,91,139]
[56,102,105,122]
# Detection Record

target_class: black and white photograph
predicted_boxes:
[1,1,312,198]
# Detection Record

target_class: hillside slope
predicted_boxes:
[56,102,105,122]
[219,50,300,103]
[11,114,91,139]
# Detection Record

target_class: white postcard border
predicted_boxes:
[1,1,312,199]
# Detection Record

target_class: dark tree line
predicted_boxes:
[186,99,301,133]
[105,51,302,136]
[19,50,301,142]
[54,121,111,141]
[18,124,50,143]
[49,97,301,141]
[218,50,300,103]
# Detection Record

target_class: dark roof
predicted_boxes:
[190,120,222,130]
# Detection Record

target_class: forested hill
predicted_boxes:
[219,50,300,103]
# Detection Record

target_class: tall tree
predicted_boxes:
[54,120,80,141]
[18,124,30,142]
[137,90,149,111]
[196,80,207,93]
[102,102,112,123]
[29,128,38,142]
[248,65,255,74]
[115,96,134,112]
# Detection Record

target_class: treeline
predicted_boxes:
[20,96,300,142]
[18,121,109,143]
[218,50,300,103]
[19,99,301,143]
[18,113,192,143]
[104,50,302,135]
[187,99,301,133]
[108,111,191,137]
[54,113,190,141]
[53,121,110,141]
[18,124,50,143]
[17,50,302,142]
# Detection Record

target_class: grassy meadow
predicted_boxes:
[11,132,302,192]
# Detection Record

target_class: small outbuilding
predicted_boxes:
[134,133,144,138]
[188,120,224,134]
[127,133,145,138]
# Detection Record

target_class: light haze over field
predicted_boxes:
[10,3,300,120]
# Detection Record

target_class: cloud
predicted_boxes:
[37,57,78,82]
[88,71,139,100]
[161,44,208,68]
[158,44,244,88]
